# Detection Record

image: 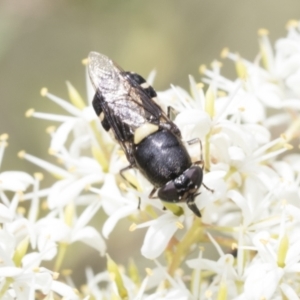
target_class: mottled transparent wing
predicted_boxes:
[88,51,122,90]
[88,51,181,160]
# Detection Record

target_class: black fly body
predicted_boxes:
[88,52,211,217]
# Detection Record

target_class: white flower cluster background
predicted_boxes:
[1,20,300,300]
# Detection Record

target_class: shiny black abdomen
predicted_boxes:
[134,129,192,187]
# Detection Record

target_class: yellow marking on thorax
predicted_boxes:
[134,123,159,144]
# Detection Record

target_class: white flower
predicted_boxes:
[0,135,35,219]
[138,213,184,259]
[35,199,106,258]
[186,233,239,299]
[0,225,56,298]
[242,228,300,300]
[18,151,104,209]
[271,160,300,208]
[210,22,300,136]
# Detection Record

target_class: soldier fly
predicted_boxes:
[88,52,210,217]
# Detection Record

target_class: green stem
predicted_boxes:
[0,278,13,298]
[224,166,237,181]
[90,121,111,172]
[54,242,68,272]
[204,132,211,172]
[168,218,205,276]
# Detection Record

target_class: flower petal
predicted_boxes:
[72,226,106,256]
[141,214,179,259]
[0,171,34,192]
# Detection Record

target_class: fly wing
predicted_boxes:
[88,52,120,91]
[88,52,181,161]
[120,70,181,135]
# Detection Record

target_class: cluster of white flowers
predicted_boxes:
[1,20,300,299]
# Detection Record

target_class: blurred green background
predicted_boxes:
[0,0,299,287]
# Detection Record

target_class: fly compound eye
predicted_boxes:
[184,166,203,189]
[158,181,179,202]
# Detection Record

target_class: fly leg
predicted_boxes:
[120,165,142,209]
[187,137,204,167]
[148,187,170,211]
[187,138,214,193]
[148,187,158,199]
[165,106,181,138]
